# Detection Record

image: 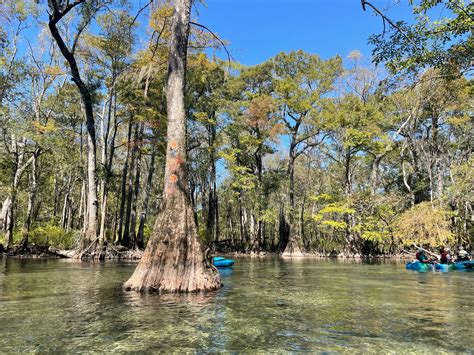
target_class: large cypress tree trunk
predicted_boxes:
[123,0,221,293]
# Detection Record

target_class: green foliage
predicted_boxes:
[447,157,474,206]
[0,2,471,257]
[311,200,353,234]
[322,220,348,230]
[368,0,473,75]
[137,223,152,247]
[309,193,333,203]
[394,202,454,247]
[29,224,77,250]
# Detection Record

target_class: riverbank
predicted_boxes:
[0,244,143,260]
[227,251,416,260]
[0,243,415,261]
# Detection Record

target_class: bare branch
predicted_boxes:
[72,12,96,55]
[361,0,419,49]
[150,15,170,59]
[189,21,233,65]
[130,0,154,34]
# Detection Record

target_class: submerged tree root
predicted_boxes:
[70,240,144,261]
[281,239,305,257]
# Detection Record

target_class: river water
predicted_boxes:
[0,257,472,353]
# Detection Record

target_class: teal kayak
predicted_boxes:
[406,260,473,272]
[454,260,474,270]
[435,263,455,272]
[213,256,234,268]
[406,260,434,272]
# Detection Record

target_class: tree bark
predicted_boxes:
[98,86,118,247]
[137,137,157,249]
[282,147,304,257]
[123,122,139,248]
[123,0,221,293]
[20,148,41,249]
[206,119,219,243]
[98,92,110,247]
[3,136,35,249]
[0,197,12,243]
[130,122,145,248]
[370,153,385,194]
[117,118,133,244]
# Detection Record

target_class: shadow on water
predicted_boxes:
[0,257,472,352]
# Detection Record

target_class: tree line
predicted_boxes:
[0,0,472,260]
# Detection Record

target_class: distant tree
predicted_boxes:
[394,201,454,247]
[219,60,282,252]
[47,0,101,254]
[272,50,342,256]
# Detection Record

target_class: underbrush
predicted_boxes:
[28,224,78,250]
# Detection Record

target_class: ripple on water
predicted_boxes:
[0,257,472,352]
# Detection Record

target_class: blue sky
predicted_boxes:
[194,0,415,65]
[14,1,416,68]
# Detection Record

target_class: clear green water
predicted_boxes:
[0,257,472,353]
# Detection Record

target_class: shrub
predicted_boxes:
[29,224,77,249]
[393,202,454,248]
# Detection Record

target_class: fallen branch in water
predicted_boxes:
[401,249,416,256]
[48,247,76,258]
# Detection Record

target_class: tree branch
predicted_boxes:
[50,0,86,25]
[48,0,87,93]
[361,0,419,49]
[130,0,154,32]
[189,21,233,65]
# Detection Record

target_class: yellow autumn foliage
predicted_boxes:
[394,202,454,248]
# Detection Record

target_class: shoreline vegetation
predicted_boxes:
[0,1,472,292]
[0,243,420,261]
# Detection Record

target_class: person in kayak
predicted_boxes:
[456,246,471,262]
[416,248,432,263]
[439,246,452,264]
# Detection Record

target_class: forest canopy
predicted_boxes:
[0,0,472,258]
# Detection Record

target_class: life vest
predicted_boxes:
[440,251,450,264]
[416,252,428,263]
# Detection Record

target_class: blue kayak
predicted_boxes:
[405,260,452,272]
[213,256,234,268]
[406,260,433,272]
[406,260,472,272]
[435,263,455,272]
[454,260,474,270]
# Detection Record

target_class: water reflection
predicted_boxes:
[0,257,472,352]
[217,267,233,278]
